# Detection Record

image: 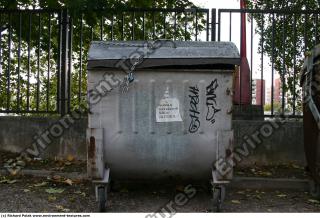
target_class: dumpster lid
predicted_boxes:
[87,40,240,69]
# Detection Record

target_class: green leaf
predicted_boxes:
[45,188,65,194]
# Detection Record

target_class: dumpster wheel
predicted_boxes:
[309,180,320,199]
[98,186,107,212]
[212,185,225,212]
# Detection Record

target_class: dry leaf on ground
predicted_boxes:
[45,188,65,194]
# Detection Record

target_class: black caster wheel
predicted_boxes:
[98,186,107,212]
[309,180,320,199]
[212,185,225,212]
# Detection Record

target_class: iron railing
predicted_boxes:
[0,8,212,115]
[217,9,320,118]
[0,7,319,118]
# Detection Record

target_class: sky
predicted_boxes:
[191,0,276,88]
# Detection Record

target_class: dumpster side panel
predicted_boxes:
[88,69,233,180]
[302,57,320,184]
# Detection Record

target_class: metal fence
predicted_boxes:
[0,7,319,118]
[217,9,320,118]
[0,8,212,115]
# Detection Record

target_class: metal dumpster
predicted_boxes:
[301,44,320,199]
[87,40,240,211]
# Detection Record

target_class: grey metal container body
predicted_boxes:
[87,41,239,182]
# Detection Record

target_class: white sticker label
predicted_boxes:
[156,88,182,122]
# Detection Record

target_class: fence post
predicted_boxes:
[60,9,69,116]
[211,8,216,41]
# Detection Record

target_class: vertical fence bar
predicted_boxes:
[206,10,209,41]
[211,9,216,41]
[17,12,22,112]
[79,13,83,109]
[0,15,2,107]
[271,13,275,116]
[229,12,232,41]
[6,12,11,111]
[239,10,243,105]
[121,13,124,40]
[68,16,73,113]
[131,11,135,40]
[281,14,286,116]
[260,13,264,109]
[90,26,93,41]
[304,13,308,52]
[163,11,166,38]
[100,15,103,40]
[293,14,297,116]
[111,13,114,40]
[250,13,253,104]
[56,11,62,113]
[184,11,187,40]
[142,11,145,40]
[174,11,177,40]
[195,10,198,41]
[36,12,41,111]
[5,13,11,111]
[47,13,51,112]
[315,13,318,46]
[27,13,31,111]
[60,10,69,116]
[218,10,221,41]
[153,11,155,39]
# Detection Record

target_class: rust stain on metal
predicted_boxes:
[88,136,96,159]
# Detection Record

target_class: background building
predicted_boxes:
[252,79,265,106]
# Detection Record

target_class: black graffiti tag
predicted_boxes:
[189,86,200,133]
[206,79,221,124]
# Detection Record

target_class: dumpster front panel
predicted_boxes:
[88,69,233,180]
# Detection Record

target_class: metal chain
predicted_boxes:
[97,41,156,93]
[120,58,141,93]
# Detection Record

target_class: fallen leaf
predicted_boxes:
[69,196,76,202]
[64,161,72,166]
[55,205,70,212]
[74,191,86,197]
[9,169,19,176]
[291,164,304,170]
[34,182,48,187]
[64,179,73,186]
[48,196,57,201]
[255,194,262,199]
[16,160,26,167]
[231,200,241,204]
[7,179,17,184]
[52,175,62,181]
[66,155,75,162]
[308,199,320,204]
[0,179,17,184]
[259,171,272,176]
[45,188,65,194]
